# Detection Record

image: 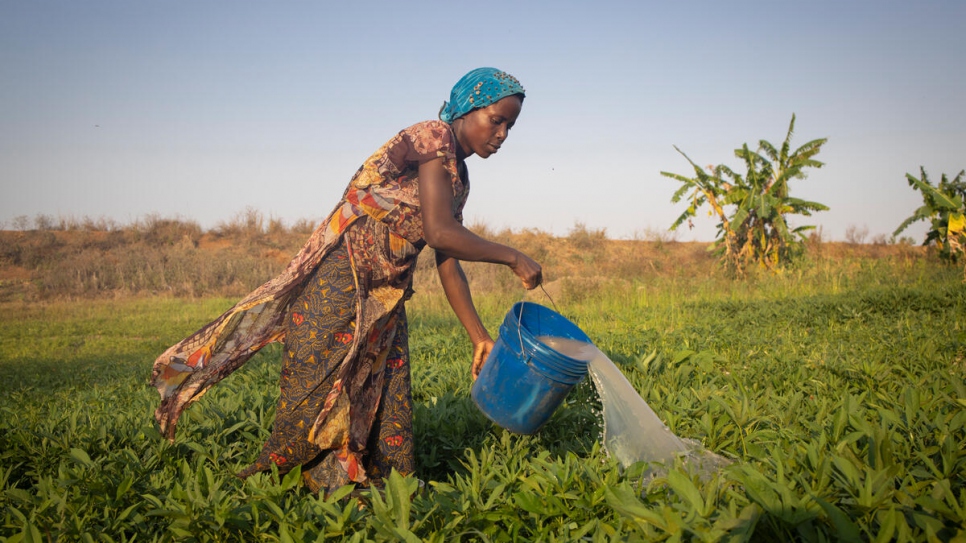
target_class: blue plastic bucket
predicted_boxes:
[471,302,592,434]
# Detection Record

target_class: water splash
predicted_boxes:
[537,336,730,478]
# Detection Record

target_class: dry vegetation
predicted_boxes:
[0,212,929,303]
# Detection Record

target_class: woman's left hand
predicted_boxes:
[471,338,496,380]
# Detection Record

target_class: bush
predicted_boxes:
[137,214,203,248]
[663,114,829,272]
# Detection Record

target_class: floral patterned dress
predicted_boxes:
[151,120,468,493]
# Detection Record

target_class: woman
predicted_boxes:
[151,67,542,495]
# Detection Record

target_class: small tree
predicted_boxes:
[662,114,829,272]
[893,168,966,264]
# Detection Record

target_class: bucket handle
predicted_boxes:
[538,284,559,313]
[516,285,560,358]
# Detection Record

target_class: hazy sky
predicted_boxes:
[2,1,964,242]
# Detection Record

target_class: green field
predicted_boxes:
[1,255,964,541]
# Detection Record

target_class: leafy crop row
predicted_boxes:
[1,260,964,541]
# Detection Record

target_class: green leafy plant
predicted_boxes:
[2,249,965,541]
[663,114,829,272]
[893,168,966,266]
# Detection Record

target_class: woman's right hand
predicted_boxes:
[510,251,543,290]
[471,337,496,380]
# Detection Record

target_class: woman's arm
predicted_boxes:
[420,156,542,377]
[419,157,542,289]
[436,252,493,379]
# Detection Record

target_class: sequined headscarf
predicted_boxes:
[438,67,525,124]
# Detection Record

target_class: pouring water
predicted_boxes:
[537,336,730,477]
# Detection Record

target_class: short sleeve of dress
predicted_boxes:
[400,120,458,166]
[348,120,468,243]
[399,121,467,223]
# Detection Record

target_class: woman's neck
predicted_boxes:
[451,120,471,161]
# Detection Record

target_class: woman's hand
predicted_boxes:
[471,337,496,380]
[510,251,543,290]
[420,159,545,288]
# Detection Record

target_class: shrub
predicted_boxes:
[567,221,607,255]
[844,224,869,245]
[894,168,965,265]
[663,114,829,273]
[137,214,203,248]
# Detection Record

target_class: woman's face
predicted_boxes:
[453,95,523,159]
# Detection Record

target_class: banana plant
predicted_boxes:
[663,114,828,272]
[893,168,966,264]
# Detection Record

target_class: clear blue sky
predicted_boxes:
[2,1,964,242]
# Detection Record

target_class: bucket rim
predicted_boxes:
[526,363,587,385]
[531,354,588,375]
[499,324,590,374]
[511,301,592,339]
[504,302,593,371]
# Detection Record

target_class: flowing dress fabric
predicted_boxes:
[151,120,466,488]
[235,242,415,493]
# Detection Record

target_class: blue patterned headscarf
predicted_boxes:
[439,67,526,124]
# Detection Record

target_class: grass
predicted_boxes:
[1,236,965,540]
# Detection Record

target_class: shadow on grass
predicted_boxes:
[413,379,602,483]
[0,353,153,396]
